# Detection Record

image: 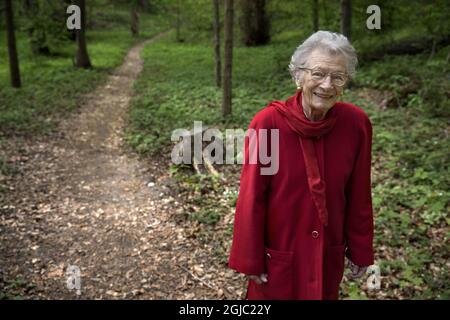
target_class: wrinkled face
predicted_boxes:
[300,49,347,113]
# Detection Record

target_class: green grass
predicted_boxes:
[0,276,35,300]
[342,88,449,299]
[126,30,302,154]
[0,11,169,137]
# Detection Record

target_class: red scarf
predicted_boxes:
[269,91,337,226]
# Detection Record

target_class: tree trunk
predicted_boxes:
[5,0,21,88]
[428,37,437,60]
[87,0,94,28]
[139,0,149,12]
[213,0,221,88]
[75,0,92,68]
[359,34,450,64]
[340,0,352,41]
[312,0,319,32]
[222,0,234,116]
[131,5,139,37]
[240,0,270,46]
[175,0,182,42]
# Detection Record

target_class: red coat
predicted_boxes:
[228,99,374,300]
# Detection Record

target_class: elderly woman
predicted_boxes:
[228,31,374,300]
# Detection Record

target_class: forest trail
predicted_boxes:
[0,33,245,299]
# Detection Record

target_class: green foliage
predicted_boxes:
[19,0,68,55]
[127,31,299,154]
[169,166,229,225]
[354,48,450,117]
[0,4,169,137]
[0,30,132,136]
[341,281,369,300]
[0,277,35,300]
[344,79,448,298]
[0,151,17,176]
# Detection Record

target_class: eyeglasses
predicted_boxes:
[298,67,348,87]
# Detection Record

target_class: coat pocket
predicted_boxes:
[256,247,294,300]
[323,244,346,300]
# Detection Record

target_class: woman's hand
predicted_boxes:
[248,273,268,285]
[347,259,368,279]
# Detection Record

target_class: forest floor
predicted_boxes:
[0,33,246,299]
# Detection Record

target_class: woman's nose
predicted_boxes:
[319,75,333,88]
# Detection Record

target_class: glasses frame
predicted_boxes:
[297,67,348,87]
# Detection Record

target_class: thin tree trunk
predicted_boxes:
[340,0,352,41]
[175,0,181,42]
[241,0,269,46]
[428,37,437,60]
[255,0,270,44]
[87,0,94,28]
[213,0,221,87]
[139,0,149,12]
[312,0,319,32]
[359,34,450,64]
[5,0,21,88]
[131,5,139,37]
[222,0,234,116]
[75,0,92,68]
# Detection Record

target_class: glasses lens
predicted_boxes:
[304,68,347,86]
[311,70,325,80]
[332,74,346,86]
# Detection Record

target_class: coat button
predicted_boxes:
[266,253,271,259]
[312,230,319,238]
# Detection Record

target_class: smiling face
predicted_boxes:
[300,49,347,117]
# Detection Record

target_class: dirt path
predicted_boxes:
[0,34,245,299]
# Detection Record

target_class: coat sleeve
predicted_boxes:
[344,114,374,267]
[228,109,273,276]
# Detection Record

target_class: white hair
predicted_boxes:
[288,30,358,85]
